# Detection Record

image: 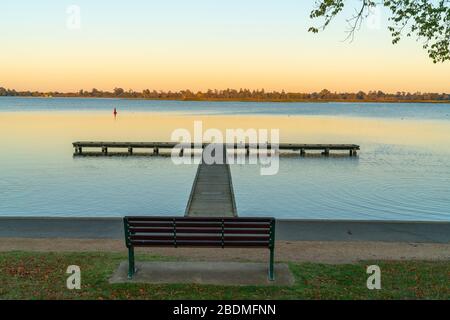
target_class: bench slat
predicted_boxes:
[129,222,271,229]
[127,217,273,223]
[125,216,275,246]
[130,241,270,247]
[129,227,270,234]
[130,235,270,241]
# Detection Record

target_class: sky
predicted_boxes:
[1,0,449,93]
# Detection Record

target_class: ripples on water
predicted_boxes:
[232,145,450,221]
[0,156,197,217]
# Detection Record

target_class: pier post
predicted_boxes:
[153,147,159,155]
[102,147,108,155]
[76,147,82,154]
[246,146,250,156]
[350,149,357,157]
[179,148,184,157]
[300,149,305,157]
[265,144,270,156]
[128,147,133,155]
[323,148,330,156]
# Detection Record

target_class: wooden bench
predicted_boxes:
[123,216,276,281]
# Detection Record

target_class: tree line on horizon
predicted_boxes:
[0,87,449,102]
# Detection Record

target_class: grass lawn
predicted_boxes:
[0,251,448,300]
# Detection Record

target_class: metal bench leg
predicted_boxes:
[128,247,135,279]
[269,247,275,281]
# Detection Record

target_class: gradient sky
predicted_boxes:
[1,0,449,93]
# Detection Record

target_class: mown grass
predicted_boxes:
[0,251,448,300]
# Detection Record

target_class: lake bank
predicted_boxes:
[1,239,449,264]
[1,217,449,243]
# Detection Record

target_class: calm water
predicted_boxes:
[1,97,449,221]
[1,97,450,119]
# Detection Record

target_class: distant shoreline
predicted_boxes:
[1,86,449,104]
[1,95,450,104]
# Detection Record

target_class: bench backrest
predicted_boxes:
[124,216,275,249]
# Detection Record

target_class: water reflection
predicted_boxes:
[0,111,449,221]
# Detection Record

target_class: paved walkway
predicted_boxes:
[1,239,449,263]
[0,217,449,243]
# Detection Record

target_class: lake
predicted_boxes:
[1,97,449,221]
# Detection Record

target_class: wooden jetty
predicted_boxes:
[185,144,237,217]
[72,141,360,157]
[71,141,360,218]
